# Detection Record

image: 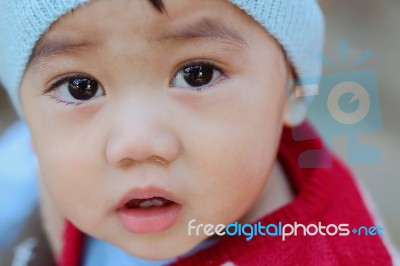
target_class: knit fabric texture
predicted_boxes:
[0,0,324,115]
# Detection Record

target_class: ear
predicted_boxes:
[283,77,308,127]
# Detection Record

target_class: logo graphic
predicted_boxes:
[327,81,371,125]
[291,39,382,168]
[188,220,384,242]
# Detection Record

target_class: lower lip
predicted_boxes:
[117,204,182,234]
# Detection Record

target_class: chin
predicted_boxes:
[117,236,202,260]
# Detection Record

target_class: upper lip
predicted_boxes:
[116,185,179,210]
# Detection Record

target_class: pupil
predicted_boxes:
[68,78,98,100]
[183,64,213,87]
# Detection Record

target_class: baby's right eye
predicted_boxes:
[46,75,105,105]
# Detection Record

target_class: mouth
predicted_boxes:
[116,186,182,234]
[124,197,174,209]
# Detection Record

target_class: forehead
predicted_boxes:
[48,0,254,32]
[29,0,262,66]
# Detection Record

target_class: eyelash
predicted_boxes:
[43,74,102,109]
[48,96,83,109]
[170,60,228,91]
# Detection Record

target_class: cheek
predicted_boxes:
[27,114,106,222]
[184,82,285,224]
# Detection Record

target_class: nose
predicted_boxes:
[105,99,181,168]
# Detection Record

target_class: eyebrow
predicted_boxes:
[158,18,248,48]
[29,38,97,68]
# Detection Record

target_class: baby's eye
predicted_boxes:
[171,62,225,90]
[49,75,105,104]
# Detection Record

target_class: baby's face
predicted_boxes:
[21,0,289,260]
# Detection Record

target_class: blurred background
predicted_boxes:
[312,0,400,250]
[0,0,399,255]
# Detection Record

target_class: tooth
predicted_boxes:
[139,200,153,208]
[152,199,164,207]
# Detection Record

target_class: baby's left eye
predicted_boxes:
[171,62,225,90]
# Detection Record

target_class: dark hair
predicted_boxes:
[148,0,165,13]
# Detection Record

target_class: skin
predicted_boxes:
[20,0,296,260]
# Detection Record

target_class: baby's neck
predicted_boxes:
[239,160,294,223]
